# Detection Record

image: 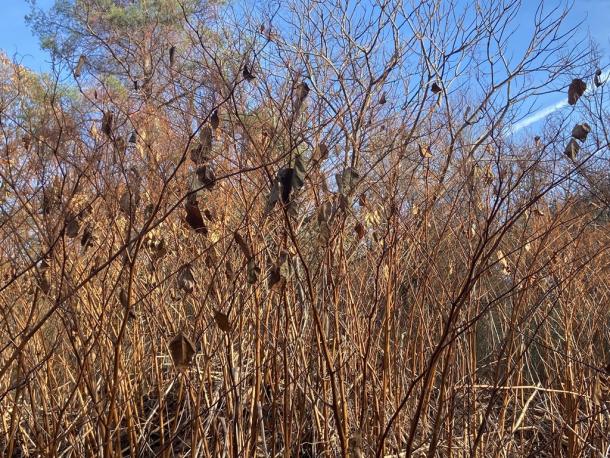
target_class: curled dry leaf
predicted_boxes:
[177,263,195,293]
[243,64,255,81]
[195,165,216,190]
[431,82,442,94]
[234,231,252,259]
[354,222,365,240]
[418,143,432,159]
[210,109,219,130]
[571,123,591,142]
[594,69,603,88]
[184,201,207,234]
[568,78,586,105]
[168,332,195,369]
[74,55,86,78]
[564,138,580,160]
[294,81,310,103]
[313,143,329,163]
[213,309,230,332]
[169,45,176,68]
[247,258,261,284]
[379,92,387,105]
[101,111,113,137]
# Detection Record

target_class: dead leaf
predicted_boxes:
[213,309,230,332]
[568,78,586,105]
[168,333,195,369]
[354,222,365,240]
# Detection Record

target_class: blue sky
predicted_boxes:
[0,0,609,130]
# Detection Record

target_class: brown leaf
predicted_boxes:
[213,309,230,332]
[571,123,591,142]
[234,231,252,259]
[168,332,196,369]
[568,78,586,105]
[101,111,113,137]
[247,258,261,284]
[210,109,219,130]
[431,82,442,94]
[379,92,387,105]
[564,138,580,160]
[354,222,365,240]
[177,264,195,293]
[185,202,207,234]
[294,81,310,104]
[418,143,432,158]
[243,64,255,81]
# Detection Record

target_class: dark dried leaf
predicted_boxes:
[169,45,176,68]
[185,202,207,234]
[177,264,195,293]
[247,258,260,284]
[354,222,366,240]
[234,231,252,259]
[168,333,195,369]
[564,138,580,160]
[568,78,586,105]
[195,165,216,190]
[74,55,86,78]
[210,109,219,130]
[595,69,603,88]
[295,81,310,102]
[571,123,591,142]
[65,213,80,238]
[431,82,442,94]
[243,64,255,81]
[213,309,231,332]
[101,111,113,137]
[379,92,387,105]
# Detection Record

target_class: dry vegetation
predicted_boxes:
[1,0,609,456]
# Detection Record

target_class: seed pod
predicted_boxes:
[571,123,591,142]
[168,333,195,369]
[568,78,586,105]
